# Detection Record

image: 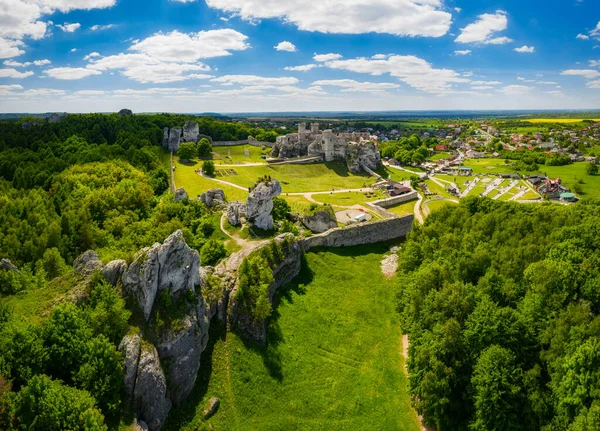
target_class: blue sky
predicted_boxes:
[0,0,599,113]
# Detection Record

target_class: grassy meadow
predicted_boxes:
[386,200,416,217]
[165,245,421,431]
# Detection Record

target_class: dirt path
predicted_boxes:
[414,194,425,224]
[400,334,432,431]
[220,213,268,251]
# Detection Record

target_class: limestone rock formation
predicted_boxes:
[153,296,210,405]
[133,344,172,431]
[73,250,104,276]
[245,179,282,231]
[271,139,309,159]
[162,127,169,148]
[301,205,338,233]
[226,201,245,226]
[122,230,200,322]
[47,112,67,123]
[229,234,302,344]
[200,188,225,208]
[118,108,133,117]
[132,419,149,431]
[102,260,127,286]
[174,187,188,203]
[120,333,141,400]
[0,258,19,273]
[345,141,382,174]
[182,121,200,143]
[168,127,182,152]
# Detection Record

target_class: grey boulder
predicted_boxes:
[73,250,104,276]
[174,187,188,202]
[200,188,226,208]
[102,260,127,286]
[226,201,245,226]
[245,180,282,231]
[302,206,337,233]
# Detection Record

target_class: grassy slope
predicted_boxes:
[209,145,271,164]
[386,201,416,217]
[166,245,421,431]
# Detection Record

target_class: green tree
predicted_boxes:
[5,374,107,431]
[197,138,212,157]
[202,160,215,177]
[470,345,528,431]
[586,162,598,176]
[272,197,291,221]
[177,142,196,161]
[87,276,131,344]
[200,239,227,265]
[73,336,123,420]
[37,247,68,280]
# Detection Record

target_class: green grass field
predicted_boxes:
[312,190,388,207]
[208,145,271,164]
[536,163,600,199]
[386,200,416,217]
[430,152,452,161]
[425,199,458,214]
[164,245,421,431]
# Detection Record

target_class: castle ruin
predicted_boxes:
[271,123,382,173]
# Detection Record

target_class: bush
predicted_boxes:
[202,160,215,177]
[586,162,598,176]
[200,239,227,265]
[87,275,131,344]
[37,248,68,280]
[272,197,291,221]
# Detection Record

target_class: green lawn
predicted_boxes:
[386,200,416,217]
[462,158,515,175]
[211,162,378,193]
[312,190,388,207]
[424,180,455,200]
[537,163,600,199]
[425,199,457,214]
[165,245,421,431]
[430,152,452,161]
[208,145,271,165]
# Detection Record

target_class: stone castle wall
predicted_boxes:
[370,191,419,208]
[212,139,274,147]
[301,214,414,250]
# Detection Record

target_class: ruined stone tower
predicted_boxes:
[311,122,320,134]
[323,129,335,162]
[298,122,307,135]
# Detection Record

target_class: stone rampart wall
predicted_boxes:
[301,214,414,250]
[371,191,418,208]
[212,139,273,148]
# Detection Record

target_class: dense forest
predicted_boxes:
[0,113,282,430]
[397,198,600,431]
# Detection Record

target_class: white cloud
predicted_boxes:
[274,41,297,52]
[312,79,400,93]
[577,34,590,40]
[536,81,557,85]
[44,67,102,80]
[127,29,249,62]
[591,21,600,40]
[371,54,389,59]
[3,58,51,67]
[70,48,78,52]
[0,38,26,59]
[471,85,493,90]
[3,60,30,67]
[90,24,115,31]
[486,36,513,45]
[561,69,600,79]
[514,45,535,53]
[205,0,452,37]
[83,52,101,60]
[587,80,600,89]
[463,72,473,77]
[589,60,600,67]
[454,50,471,56]
[323,54,470,94]
[284,64,318,72]
[74,90,106,96]
[471,80,501,85]
[211,75,299,85]
[0,68,34,78]
[86,29,249,83]
[455,10,512,45]
[454,7,461,12]
[314,53,342,62]
[498,85,532,95]
[56,22,81,33]
[545,90,565,96]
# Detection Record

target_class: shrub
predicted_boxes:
[586,162,598,176]
[272,197,291,221]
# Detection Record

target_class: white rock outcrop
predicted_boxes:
[182,121,200,143]
[200,188,225,208]
[226,201,245,226]
[102,260,127,286]
[346,141,382,174]
[245,179,282,231]
[122,230,200,322]
[168,128,181,152]
[174,187,188,202]
[301,205,338,233]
